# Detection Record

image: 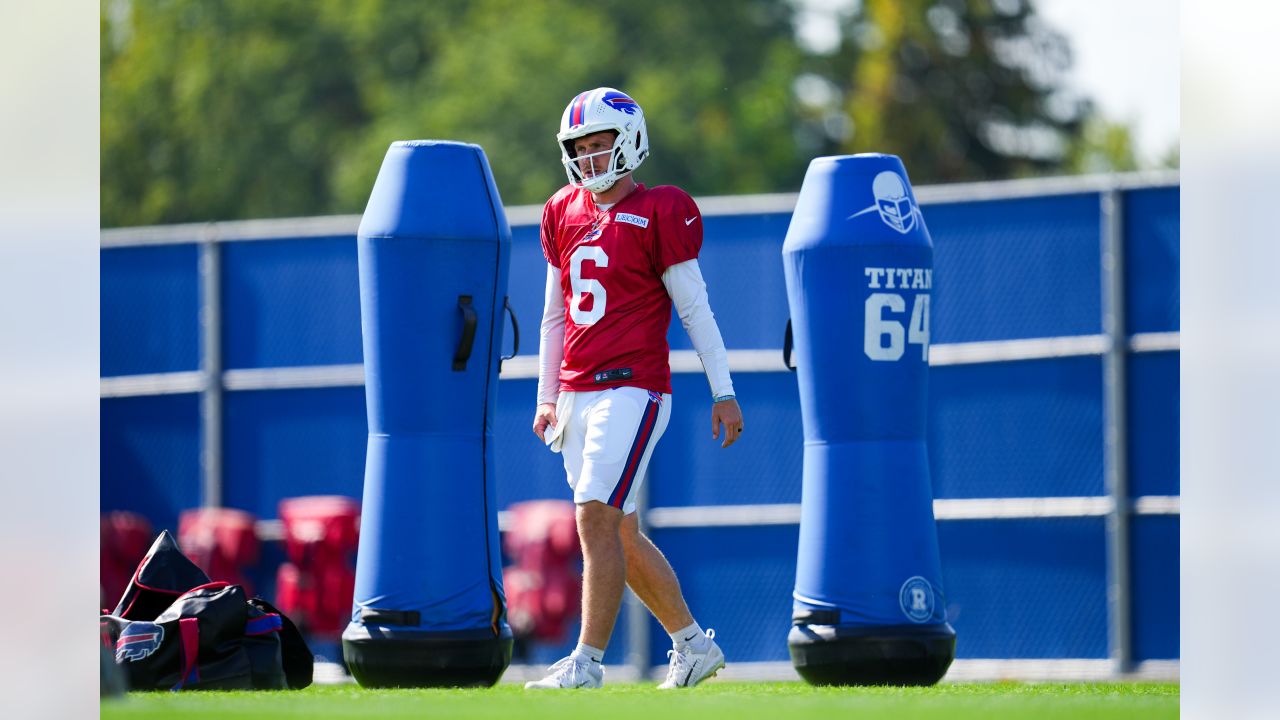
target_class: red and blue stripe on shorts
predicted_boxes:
[607,393,662,509]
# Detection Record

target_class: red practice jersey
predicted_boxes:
[541,183,703,394]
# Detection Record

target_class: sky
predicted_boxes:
[1037,0,1180,162]
[795,0,1181,164]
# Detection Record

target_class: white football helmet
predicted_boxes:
[557,88,649,193]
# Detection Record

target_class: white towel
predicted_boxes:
[544,392,574,453]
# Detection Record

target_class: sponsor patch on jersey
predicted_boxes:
[615,212,649,228]
[116,621,164,662]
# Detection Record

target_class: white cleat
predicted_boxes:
[658,629,725,689]
[524,655,605,689]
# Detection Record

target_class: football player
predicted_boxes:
[526,88,743,690]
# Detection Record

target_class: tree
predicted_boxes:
[101,0,1097,226]
[799,0,1090,183]
[102,0,380,226]
[1067,114,1140,174]
[101,0,806,226]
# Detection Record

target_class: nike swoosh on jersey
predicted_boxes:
[685,217,697,225]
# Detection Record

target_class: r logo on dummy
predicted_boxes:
[899,576,936,623]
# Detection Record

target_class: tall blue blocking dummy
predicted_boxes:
[342,141,513,687]
[783,154,955,685]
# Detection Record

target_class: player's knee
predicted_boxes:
[619,518,643,553]
[576,501,622,546]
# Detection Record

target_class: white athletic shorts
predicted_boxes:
[544,386,672,515]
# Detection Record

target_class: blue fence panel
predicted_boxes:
[652,524,801,664]
[493,378,579,507]
[656,519,1113,664]
[100,394,202,533]
[221,387,367,518]
[1130,515,1179,660]
[222,237,363,370]
[100,244,200,376]
[649,371,803,508]
[928,194,1102,344]
[928,356,1105,499]
[939,518,1109,658]
[668,212,794,351]
[1124,188,1180,335]
[1127,351,1180,498]
[100,177,1180,667]
[505,225,546,361]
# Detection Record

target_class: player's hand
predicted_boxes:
[711,398,744,448]
[533,402,558,441]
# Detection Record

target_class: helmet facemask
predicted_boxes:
[560,131,636,193]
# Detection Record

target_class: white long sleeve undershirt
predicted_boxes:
[536,259,735,405]
[661,259,735,400]
[537,264,566,405]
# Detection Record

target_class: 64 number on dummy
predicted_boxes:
[862,266,931,362]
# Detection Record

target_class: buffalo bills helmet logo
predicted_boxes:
[116,622,164,662]
[602,91,639,115]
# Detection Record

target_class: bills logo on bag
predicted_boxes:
[115,621,164,662]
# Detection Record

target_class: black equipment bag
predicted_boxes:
[101,530,313,691]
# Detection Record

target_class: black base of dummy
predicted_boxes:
[788,622,955,686]
[342,624,513,688]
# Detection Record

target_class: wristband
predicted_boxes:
[713,394,736,403]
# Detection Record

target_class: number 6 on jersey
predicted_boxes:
[569,245,609,325]
[864,292,930,361]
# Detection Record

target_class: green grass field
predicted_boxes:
[101,681,1179,719]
